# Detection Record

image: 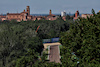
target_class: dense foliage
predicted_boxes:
[60,10,100,67]
[1,10,100,67]
[0,18,71,67]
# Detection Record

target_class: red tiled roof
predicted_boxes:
[7,13,20,15]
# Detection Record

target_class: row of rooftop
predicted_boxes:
[0,6,97,22]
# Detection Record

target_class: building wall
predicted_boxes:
[74,11,79,20]
[7,14,20,19]
[75,11,79,17]
[26,6,30,15]
[1,18,6,21]
[0,15,7,21]
[6,6,30,21]
[81,14,93,19]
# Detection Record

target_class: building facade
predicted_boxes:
[81,14,93,19]
[0,6,59,21]
[0,15,6,21]
[6,6,32,22]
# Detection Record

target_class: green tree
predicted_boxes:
[60,10,100,67]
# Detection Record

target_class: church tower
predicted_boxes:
[26,6,30,15]
[49,9,52,15]
[75,10,79,17]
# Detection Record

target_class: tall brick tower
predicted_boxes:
[26,6,30,15]
[49,9,52,15]
[75,11,79,17]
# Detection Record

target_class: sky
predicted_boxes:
[0,0,99,14]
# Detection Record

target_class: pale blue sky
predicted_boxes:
[0,0,99,14]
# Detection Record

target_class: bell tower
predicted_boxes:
[49,9,52,15]
[75,10,79,17]
[26,6,30,15]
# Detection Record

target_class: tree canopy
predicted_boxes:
[0,18,71,67]
[60,10,100,67]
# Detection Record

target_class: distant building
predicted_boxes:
[74,10,79,20]
[0,6,58,22]
[81,14,93,19]
[62,16,66,21]
[61,11,66,17]
[0,15,6,21]
[6,6,32,22]
[46,9,57,20]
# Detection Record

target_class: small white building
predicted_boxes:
[61,11,66,17]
